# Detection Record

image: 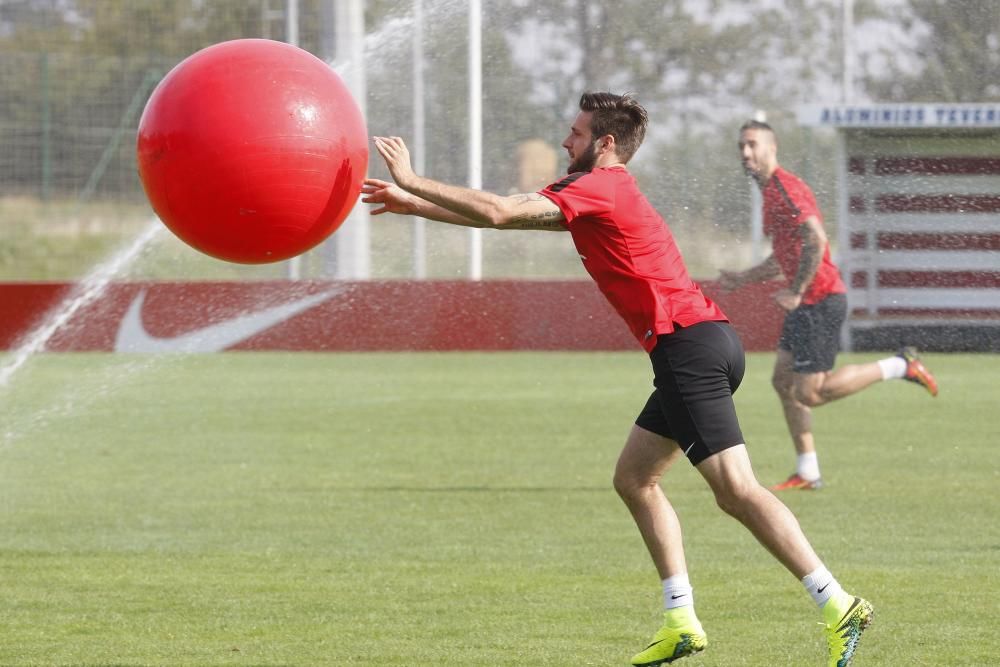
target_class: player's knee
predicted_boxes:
[771,373,793,397]
[793,385,826,407]
[612,469,637,500]
[612,468,656,504]
[713,490,742,519]
[711,478,756,518]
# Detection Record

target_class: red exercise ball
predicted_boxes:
[137,39,368,264]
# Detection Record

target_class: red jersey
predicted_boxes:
[540,166,727,352]
[763,167,846,304]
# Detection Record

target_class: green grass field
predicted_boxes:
[0,351,997,665]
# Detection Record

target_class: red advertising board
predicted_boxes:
[0,280,783,353]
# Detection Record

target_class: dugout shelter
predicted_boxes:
[798,103,1000,352]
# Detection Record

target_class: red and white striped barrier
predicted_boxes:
[847,155,1000,320]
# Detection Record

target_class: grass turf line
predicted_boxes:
[0,351,996,665]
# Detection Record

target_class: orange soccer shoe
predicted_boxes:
[898,346,938,397]
[770,473,823,491]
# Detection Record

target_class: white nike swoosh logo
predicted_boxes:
[114,287,344,353]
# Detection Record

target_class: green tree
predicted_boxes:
[491,2,866,223]
[860,0,1000,102]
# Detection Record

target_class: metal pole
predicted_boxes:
[412,0,427,279]
[835,131,854,352]
[750,109,766,263]
[317,0,337,277]
[842,0,854,103]
[286,0,299,46]
[41,52,51,202]
[467,0,483,280]
[841,0,855,350]
[285,0,302,279]
[333,0,370,280]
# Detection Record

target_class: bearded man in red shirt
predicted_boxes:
[721,121,938,492]
[362,94,872,666]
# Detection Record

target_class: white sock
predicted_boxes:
[877,355,907,380]
[663,573,694,609]
[797,452,820,481]
[802,566,844,608]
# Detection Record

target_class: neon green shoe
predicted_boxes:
[630,612,706,666]
[825,596,874,667]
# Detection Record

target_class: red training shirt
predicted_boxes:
[540,166,727,352]
[763,167,846,304]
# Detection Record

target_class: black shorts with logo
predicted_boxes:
[777,293,847,374]
[634,321,746,466]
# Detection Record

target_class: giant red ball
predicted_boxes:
[137,39,368,264]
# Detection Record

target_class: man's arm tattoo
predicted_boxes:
[512,218,564,230]
[510,193,547,204]
[791,226,824,294]
[506,193,564,229]
[509,208,561,225]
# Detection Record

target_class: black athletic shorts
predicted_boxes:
[777,293,847,374]
[634,321,746,466]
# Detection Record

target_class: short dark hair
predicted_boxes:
[579,91,648,163]
[739,119,776,137]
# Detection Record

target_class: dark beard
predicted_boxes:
[567,142,598,174]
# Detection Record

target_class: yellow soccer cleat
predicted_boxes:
[825,596,874,667]
[631,613,707,666]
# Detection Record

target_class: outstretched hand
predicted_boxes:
[361,178,418,216]
[372,136,417,189]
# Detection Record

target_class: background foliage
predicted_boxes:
[0,0,997,279]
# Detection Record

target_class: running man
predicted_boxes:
[720,120,938,491]
[362,93,873,666]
